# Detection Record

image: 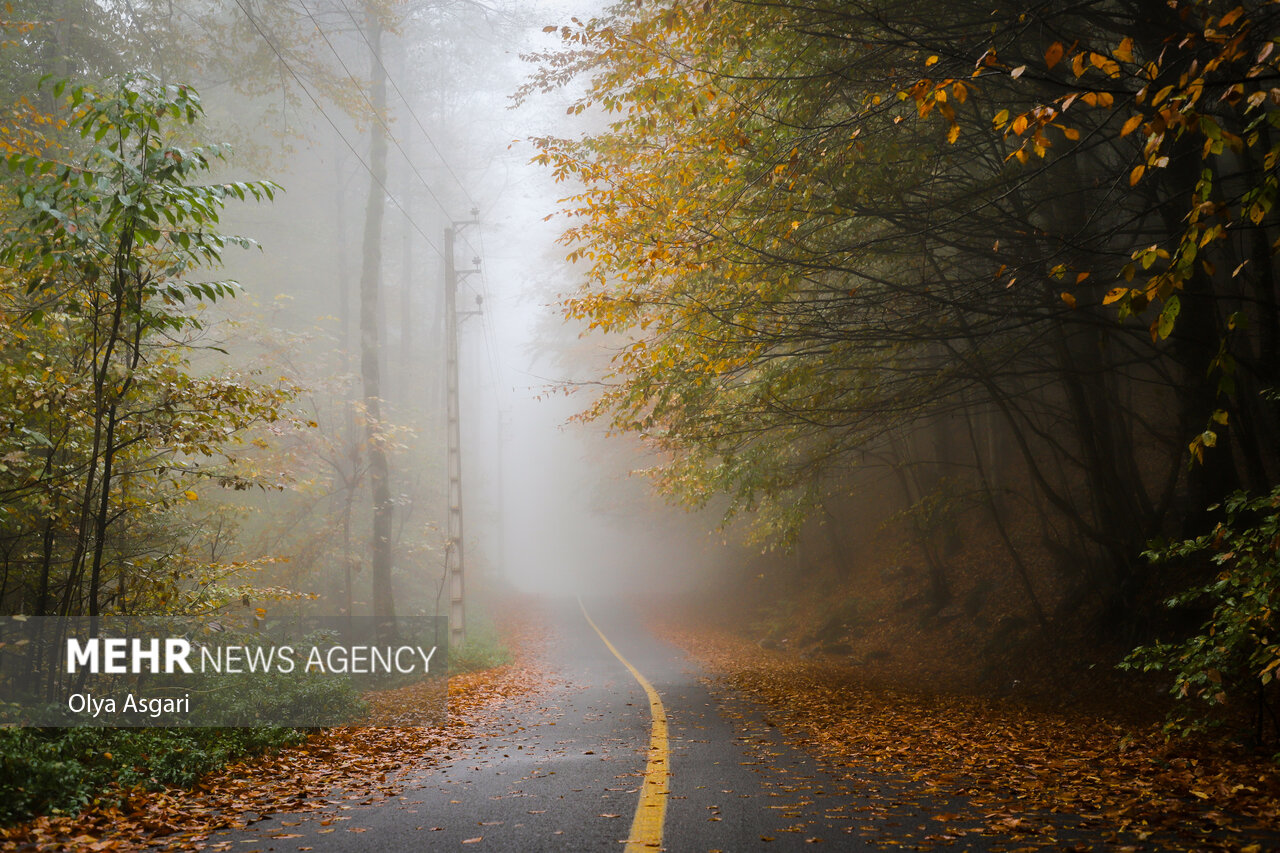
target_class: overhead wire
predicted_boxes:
[241,0,507,406]
[229,0,444,259]
[296,0,457,221]
[333,0,480,212]
[326,0,520,410]
[325,0,505,395]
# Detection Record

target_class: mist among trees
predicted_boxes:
[0,3,1279,830]
[525,0,1280,735]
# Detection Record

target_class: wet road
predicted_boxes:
[189,597,937,851]
[182,597,1208,852]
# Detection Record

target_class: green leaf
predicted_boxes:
[1157,295,1180,339]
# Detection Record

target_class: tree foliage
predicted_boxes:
[527,0,1280,623]
[1124,486,1280,744]
[0,76,294,656]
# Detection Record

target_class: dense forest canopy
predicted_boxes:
[526,0,1280,726]
[0,0,519,705]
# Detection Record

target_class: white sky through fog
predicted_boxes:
[459,0,738,595]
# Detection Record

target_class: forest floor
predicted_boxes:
[653,607,1280,850]
[646,501,1280,848]
[705,505,1206,725]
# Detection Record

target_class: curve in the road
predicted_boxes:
[577,596,668,851]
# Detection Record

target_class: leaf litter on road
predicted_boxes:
[660,621,1280,850]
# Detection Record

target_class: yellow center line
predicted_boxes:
[578,596,669,851]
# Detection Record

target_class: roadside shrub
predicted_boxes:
[1122,486,1280,749]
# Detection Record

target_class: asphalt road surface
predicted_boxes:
[183,597,1224,852]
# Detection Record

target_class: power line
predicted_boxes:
[299,0,494,382]
[296,0,456,221]
[323,0,501,394]
[229,0,443,259]
[333,0,479,211]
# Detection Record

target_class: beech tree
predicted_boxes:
[527,0,1280,620]
[0,78,293,657]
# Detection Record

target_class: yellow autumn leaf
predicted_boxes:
[1120,114,1143,137]
[184,490,198,501]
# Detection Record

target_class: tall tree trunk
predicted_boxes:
[360,10,396,643]
[334,147,358,637]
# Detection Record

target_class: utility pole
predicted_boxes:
[445,213,480,651]
[397,41,413,406]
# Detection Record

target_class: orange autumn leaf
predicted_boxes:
[1044,42,1064,69]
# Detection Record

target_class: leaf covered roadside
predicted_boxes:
[0,608,548,852]
[661,622,1280,850]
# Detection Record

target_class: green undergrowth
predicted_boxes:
[0,665,365,826]
[0,724,303,826]
[447,615,513,673]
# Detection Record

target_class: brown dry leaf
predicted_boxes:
[655,615,1280,849]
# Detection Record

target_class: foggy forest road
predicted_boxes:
[183,598,1213,852]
